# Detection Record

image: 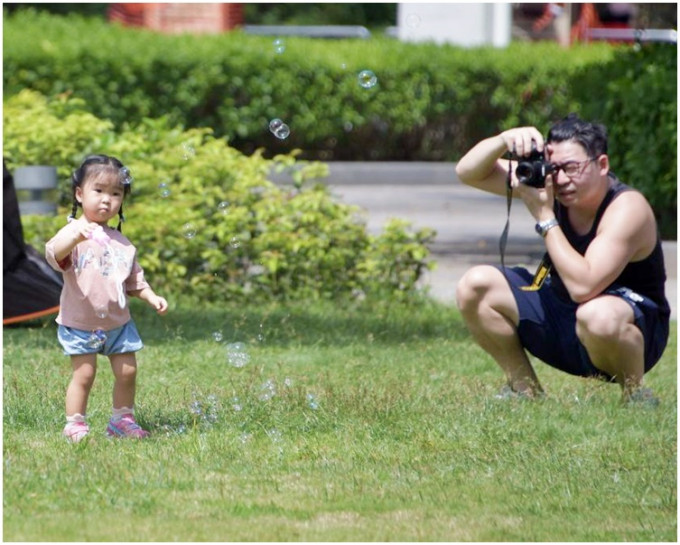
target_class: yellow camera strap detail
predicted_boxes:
[520,253,552,291]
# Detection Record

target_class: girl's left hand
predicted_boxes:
[151,296,169,315]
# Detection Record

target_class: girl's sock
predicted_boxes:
[111,406,134,421]
[66,413,87,424]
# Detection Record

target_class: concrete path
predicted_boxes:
[298,162,677,319]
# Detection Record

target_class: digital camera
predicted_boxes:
[514,146,555,188]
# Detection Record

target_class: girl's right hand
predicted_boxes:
[72,218,99,244]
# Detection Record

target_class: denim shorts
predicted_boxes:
[57,321,144,356]
[500,266,669,379]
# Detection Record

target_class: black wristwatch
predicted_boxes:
[535,218,559,237]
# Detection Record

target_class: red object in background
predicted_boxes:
[108,3,243,34]
[571,3,601,43]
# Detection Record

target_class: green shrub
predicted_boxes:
[577,44,677,236]
[4,91,435,302]
[1,9,616,162]
[3,9,675,236]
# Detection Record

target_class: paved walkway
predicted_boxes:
[303,162,677,319]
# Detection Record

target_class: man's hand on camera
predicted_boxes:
[499,127,545,157]
[516,174,555,221]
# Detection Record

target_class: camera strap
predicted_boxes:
[499,157,552,292]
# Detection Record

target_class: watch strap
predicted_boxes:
[536,218,559,237]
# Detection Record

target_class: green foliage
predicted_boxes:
[3,10,676,235]
[4,90,435,302]
[577,44,677,236]
[1,9,617,162]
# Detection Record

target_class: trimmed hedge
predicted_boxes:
[4,90,435,303]
[3,9,676,235]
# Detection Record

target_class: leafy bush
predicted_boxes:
[2,9,616,162]
[577,43,677,236]
[4,91,435,302]
[3,9,675,236]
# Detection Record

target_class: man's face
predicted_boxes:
[546,140,603,207]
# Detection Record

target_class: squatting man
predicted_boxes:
[454,114,669,404]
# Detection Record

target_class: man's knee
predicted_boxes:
[575,297,634,341]
[456,265,503,310]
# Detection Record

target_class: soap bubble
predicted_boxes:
[226,342,250,368]
[306,393,319,410]
[406,13,421,28]
[159,182,171,198]
[182,222,197,239]
[86,329,107,350]
[269,118,290,139]
[95,306,109,319]
[266,428,282,443]
[217,201,230,214]
[273,38,285,54]
[259,379,276,401]
[229,237,241,250]
[182,143,195,161]
[274,124,290,139]
[358,69,378,89]
[212,331,223,342]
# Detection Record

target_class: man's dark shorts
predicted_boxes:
[499,266,669,379]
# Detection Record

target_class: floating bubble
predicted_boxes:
[182,143,196,161]
[276,124,291,139]
[306,393,319,410]
[86,329,107,350]
[406,13,421,28]
[269,118,290,140]
[159,182,171,198]
[226,342,250,368]
[273,38,285,54]
[358,69,378,89]
[95,306,108,319]
[284,377,293,388]
[229,237,241,250]
[267,428,282,443]
[343,121,354,132]
[257,323,265,343]
[119,167,133,185]
[182,222,197,239]
[231,397,243,412]
[259,379,276,401]
[217,201,230,214]
[212,331,223,342]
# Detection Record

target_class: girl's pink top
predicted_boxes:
[45,223,150,331]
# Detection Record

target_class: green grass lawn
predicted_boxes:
[4,299,676,541]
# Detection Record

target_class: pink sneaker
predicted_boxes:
[63,421,90,442]
[106,414,150,439]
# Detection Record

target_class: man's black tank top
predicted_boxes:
[549,174,670,318]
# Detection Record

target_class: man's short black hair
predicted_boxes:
[547,113,608,158]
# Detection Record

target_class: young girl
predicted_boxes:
[46,155,168,442]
